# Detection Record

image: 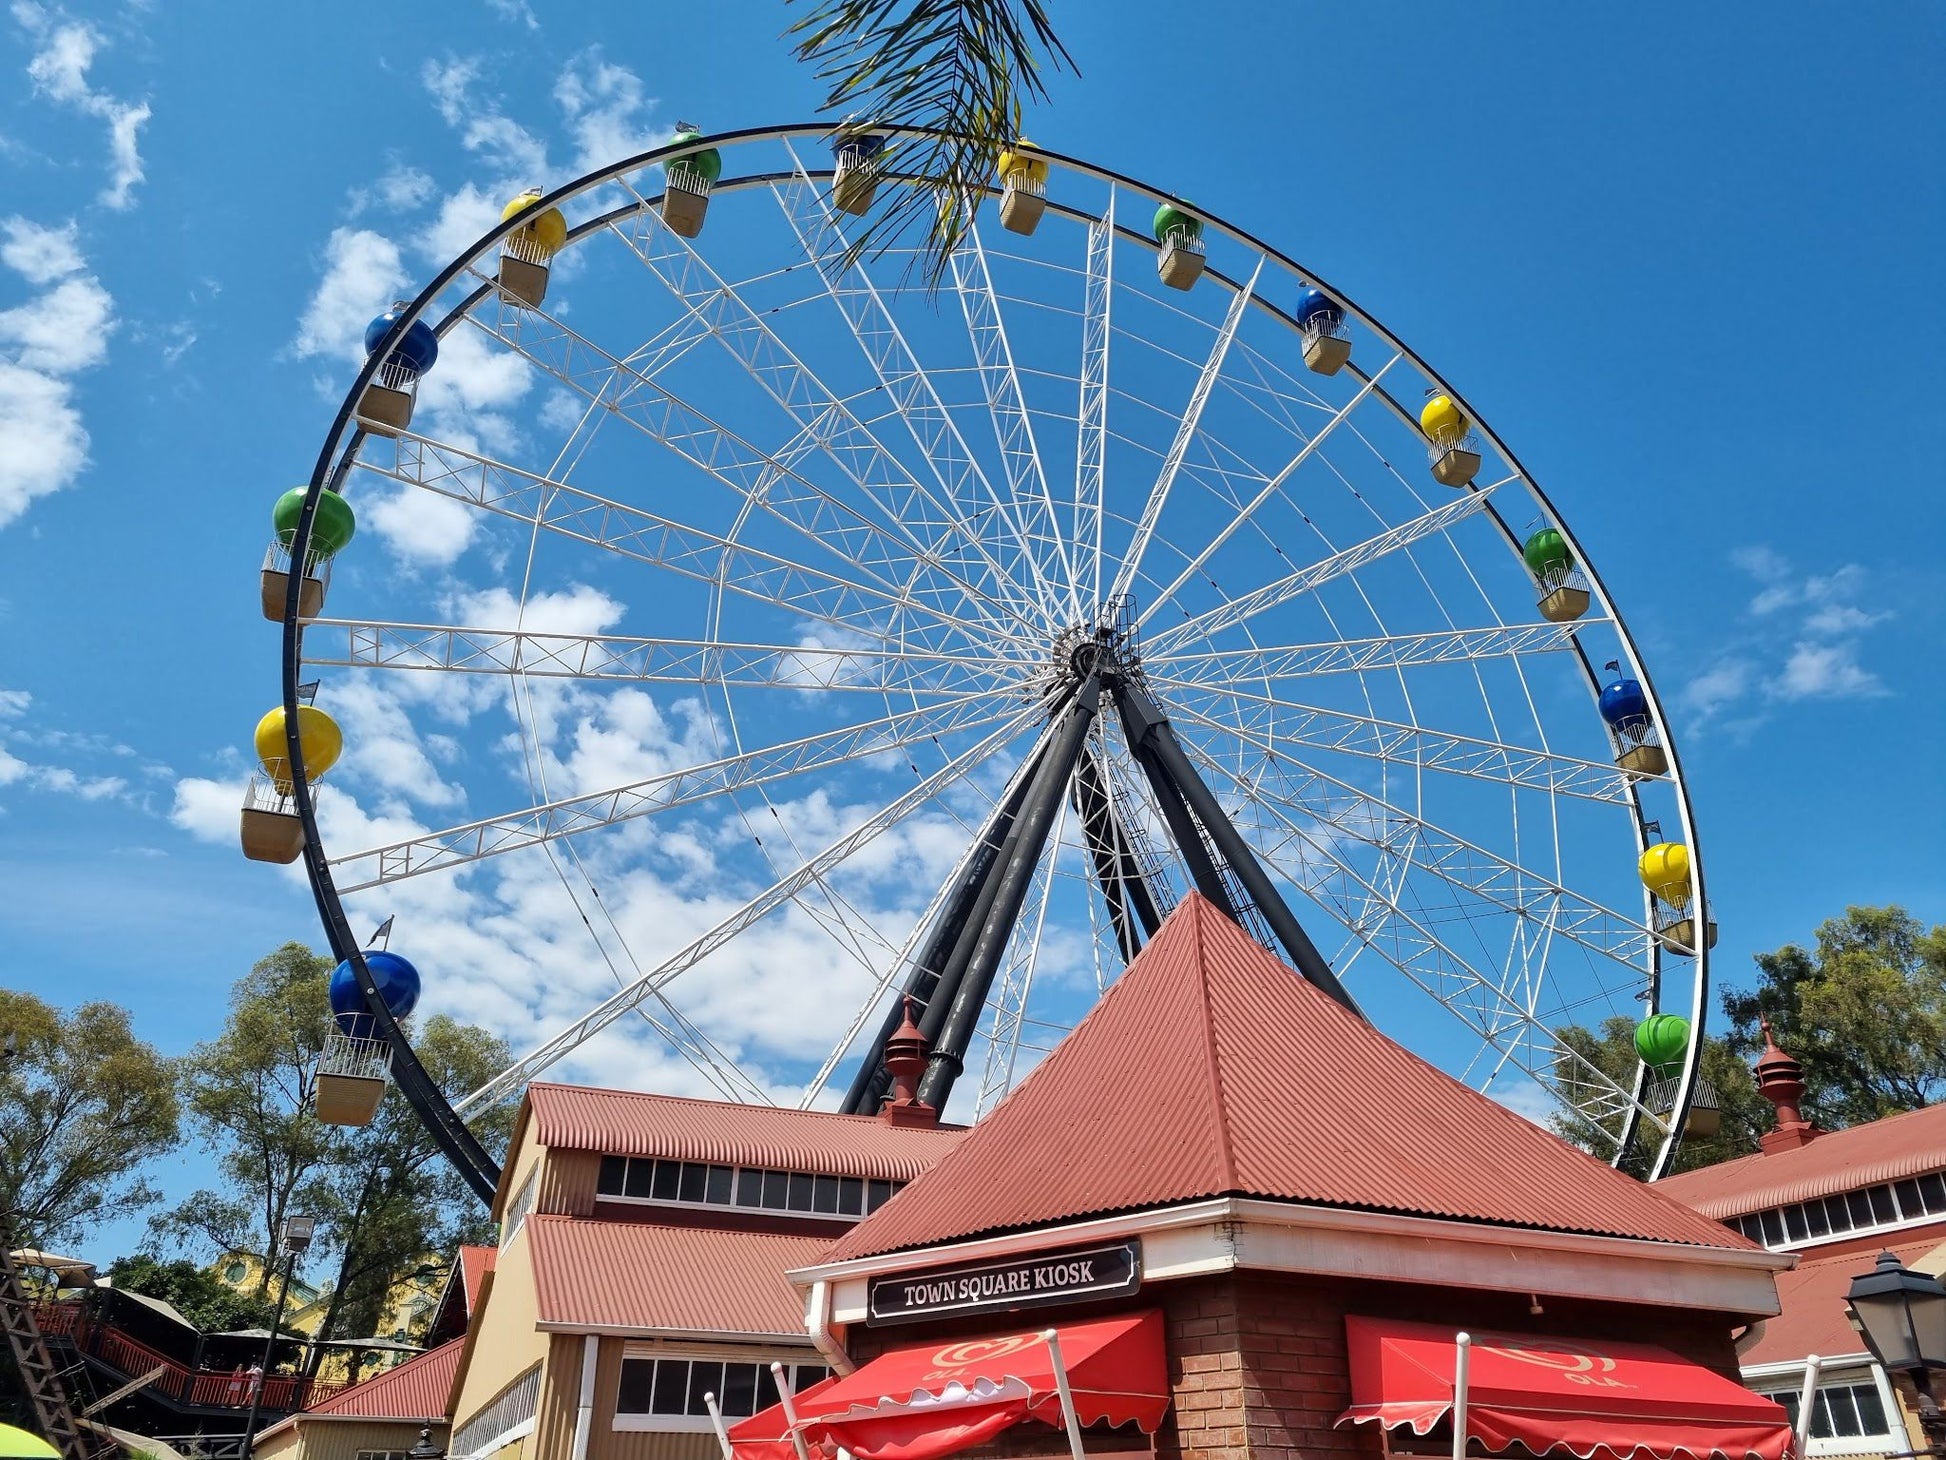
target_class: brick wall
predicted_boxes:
[838,1266,1746,1460]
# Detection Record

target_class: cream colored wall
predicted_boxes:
[258,1420,450,1460]
[451,1224,547,1433]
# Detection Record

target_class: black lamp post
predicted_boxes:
[1845,1251,1946,1456]
[406,1423,444,1460]
[240,1215,316,1460]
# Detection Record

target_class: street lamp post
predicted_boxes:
[240,1216,316,1460]
[406,1423,445,1460]
[1845,1251,1946,1457]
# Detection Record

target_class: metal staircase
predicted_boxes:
[0,1240,96,1460]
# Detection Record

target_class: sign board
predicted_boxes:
[865,1240,1141,1326]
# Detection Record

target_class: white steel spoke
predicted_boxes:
[1169,702,1650,970]
[360,433,1007,657]
[773,152,1057,620]
[329,691,1012,891]
[1154,620,1586,682]
[1137,353,1403,626]
[1151,676,1640,803]
[453,707,1037,1114]
[306,619,1019,696]
[606,188,1047,631]
[460,285,1034,650]
[1144,480,1511,655]
[1108,256,1263,605]
[949,218,1081,620]
[1073,194,1114,606]
[1178,737,1649,1144]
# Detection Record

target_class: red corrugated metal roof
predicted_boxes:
[302,1337,463,1421]
[1739,1238,1943,1368]
[524,1083,963,1180]
[527,1214,828,1337]
[458,1245,494,1312]
[1656,1103,1946,1219]
[823,895,1757,1262]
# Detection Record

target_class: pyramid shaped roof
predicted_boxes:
[823,895,1751,1262]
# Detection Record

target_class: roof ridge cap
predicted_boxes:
[1191,899,1240,1190]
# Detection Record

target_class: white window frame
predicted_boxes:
[610,1346,829,1433]
[1749,1361,1905,1457]
[501,1168,537,1250]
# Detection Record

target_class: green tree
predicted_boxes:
[0,991,179,1248]
[1550,1016,1768,1176]
[1722,905,1946,1127]
[104,1255,283,1333]
[787,0,1075,289]
[304,1015,515,1379]
[158,942,340,1296]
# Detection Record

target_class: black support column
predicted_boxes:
[1112,677,1363,1017]
[916,674,1103,1107]
[839,730,1055,1115]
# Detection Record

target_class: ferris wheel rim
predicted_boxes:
[278,121,1710,1180]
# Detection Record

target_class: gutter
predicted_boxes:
[806,1279,854,1376]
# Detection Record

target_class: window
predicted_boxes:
[1762,1381,1893,1442]
[614,1357,830,1430]
[502,1168,537,1248]
[224,1261,248,1284]
[1735,1170,1946,1250]
[357,1451,413,1460]
[595,1157,904,1220]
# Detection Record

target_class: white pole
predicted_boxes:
[772,1361,812,1460]
[1793,1355,1822,1459]
[570,1334,600,1460]
[1452,1333,1473,1460]
[704,1392,734,1460]
[1042,1329,1088,1460]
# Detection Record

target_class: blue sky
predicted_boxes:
[1,2,1940,1266]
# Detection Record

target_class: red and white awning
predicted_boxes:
[1337,1317,1795,1460]
[728,1311,1169,1460]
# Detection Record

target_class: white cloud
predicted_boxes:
[554,50,667,175]
[484,0,538,28]
[1777,640,1886,701]
[422,57,548,183]
[0,742,125,799]
[1679,658,1753,718]
[415,182,504,267]
[0,362,87,527]
[0,688,29,717]
[352,163,438,218]
[448,583,623,635]
[364,483,479,567]
[13,3,150,210]
[293,227,407,364]
[0,216,112,528]
[0,218,82,284]
[0,274,113,372]
[1686,548,1896,728]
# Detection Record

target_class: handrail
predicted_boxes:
[34,1304,346,1412]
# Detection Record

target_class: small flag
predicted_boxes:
[1604,660,1620,674]
[369,917,394,949]
[296,681,320,704]
[1642,819,1663,841]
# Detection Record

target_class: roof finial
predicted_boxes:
[879,997,939,1128]
[1753,1015,1817,1153]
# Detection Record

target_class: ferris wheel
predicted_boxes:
[251,122,1717,1198]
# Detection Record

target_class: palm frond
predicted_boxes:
[786,0,1076,293]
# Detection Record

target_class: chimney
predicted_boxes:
[879,997,939,1129]
[1755,1018,1819,1153]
